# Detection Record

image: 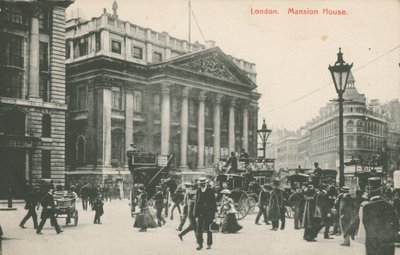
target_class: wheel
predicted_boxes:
[248,194,258,212]
[231,189,251,220]
[74,209,79,226]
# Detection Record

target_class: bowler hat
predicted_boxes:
[183,182,192,187]
[220,189,231,195]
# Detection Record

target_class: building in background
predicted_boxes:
[268,73,400,176]
[0,0,73,198]
[64,2,260,187]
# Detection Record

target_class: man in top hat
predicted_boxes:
[194,177,217,250]
[313,162,322,176]
[338,186,357,246]
[268,179,285,231]
[255,184,271,225]
[363,177,399,255]
[154,185,166,227]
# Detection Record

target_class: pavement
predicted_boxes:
[1,199,399,255]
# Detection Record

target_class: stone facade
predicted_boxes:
[65,8,260,187]
[267,73,400,175]
[0,1,73,198]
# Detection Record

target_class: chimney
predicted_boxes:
[205,40,216,48]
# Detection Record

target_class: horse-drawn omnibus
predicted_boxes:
[126,150,173,217]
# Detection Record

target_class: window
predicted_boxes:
[95,32,101,52]
[111,40,121,54]
[76,136,86,166]
[41,150,51,178]
[39,42,48,71]
[42,114,51,138]
[0,108,25,135]
[74,37,88,57]
[0,4,28,26]
[152,52,162,63]
[38,7,49,32]
[153,94,161,118]
[39,74,50,102]
[111,129,124,166]
[0,33,24,67]
[347,136,354,148]
[0,72,22,98]
[112,87,122,110]
[132,46,143,59]
[66,41,71,59]
[77,86,87,110]
[133,90,142,112]
[346,120,354,132]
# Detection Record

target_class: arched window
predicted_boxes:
[346,120,354,132]
[76,135,86,166]
[356,136,362,148]
[42,114,51,138]
[356,120,363,132]
[111,129,124,166]
[347,136,354,148]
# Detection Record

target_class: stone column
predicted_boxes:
[213,94,222,164]
[96,88,112,166]
[28,6,40,99]
[180,87,189,169]
[197,91,206,169]
[228,98,236,153]
[242,104,249,153]
[125,91,134,165]
[161,83,171,155]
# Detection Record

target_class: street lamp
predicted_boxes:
[257,119,272,158]
[329,48,353,188]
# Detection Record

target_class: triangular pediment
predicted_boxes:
[154,47,256,88]
[177,53,241,83]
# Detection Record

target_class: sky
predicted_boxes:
[67,0,400,131]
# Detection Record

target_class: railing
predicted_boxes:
[0,134,40,148]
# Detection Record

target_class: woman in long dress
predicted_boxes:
[133,191,157,232]
[220,195,242,233]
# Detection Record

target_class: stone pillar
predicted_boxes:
[197,91,206,169]
[125,91,134,165]
[228,98,236,153]
[213,94,222,164]
[161,83,171,155]
[97,88,112,166]
[145,29,153,63]
[28,7,40,99]
[180,87,189,169]
[242,104,249,153]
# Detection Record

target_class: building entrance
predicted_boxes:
[0,148,27,199]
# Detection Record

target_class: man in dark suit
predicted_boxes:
[269,179,285,230]
[19,186,40,229]
[314,185,333,239]
[194,177,217,250]
[224,152,238,174]
[255,184,270,225]
[36,188,62,234]
[363,177,399,255]
[289,186,303,229]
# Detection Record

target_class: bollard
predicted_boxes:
[7,187,12,208]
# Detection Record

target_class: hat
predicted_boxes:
[220,189,231,195]
[367,177,382,192]
[138,184,145,191]
[33,186,40,190]
[272,178,280,185]
[340,186,350,193]
[183,182,192,187]
[198,177,208,184]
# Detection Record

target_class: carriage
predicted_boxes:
[39,179,79,226]
[53,191,79,226]
[127,150,173,217]
[214,157,276,220]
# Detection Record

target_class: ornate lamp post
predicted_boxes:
[257,119,272,158]
[329,48,353,188]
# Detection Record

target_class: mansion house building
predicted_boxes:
[65,6,260,186]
